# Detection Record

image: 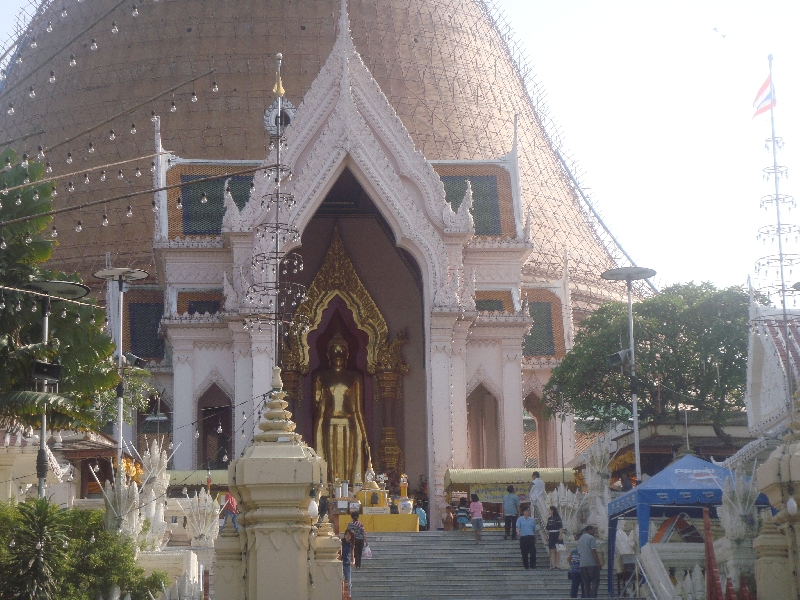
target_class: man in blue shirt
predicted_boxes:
[516,507,537,569]
[503,485,521,540]
[415,504,428,531]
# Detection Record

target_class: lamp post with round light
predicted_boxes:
[601,266,656,485]
[92,267,149,472]
[26,280,90,498]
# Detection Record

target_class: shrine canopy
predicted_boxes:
[606,454,770,595]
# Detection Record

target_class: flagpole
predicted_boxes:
[766,53,793,406]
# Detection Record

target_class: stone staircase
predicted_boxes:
[349,530,618,599]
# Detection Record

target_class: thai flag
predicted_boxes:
[753,75,776,118]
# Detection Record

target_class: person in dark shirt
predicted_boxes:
[346,512,368,569]
[340,529,355,594]
[546,506,563,569]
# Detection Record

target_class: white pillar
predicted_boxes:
[230,328,253,459]
[501,341,524,467]
[451,318,471,468]
[171,342,194,470]
[428,312,458,526]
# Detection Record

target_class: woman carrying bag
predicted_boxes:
[546,505,564,569]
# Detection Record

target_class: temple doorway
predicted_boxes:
[282,167,427,486]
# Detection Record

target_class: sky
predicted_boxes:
[1,1,800,296]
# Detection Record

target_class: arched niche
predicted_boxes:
[196,383,232,470]
[467,384,500,469]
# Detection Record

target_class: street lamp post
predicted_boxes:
[552,384,567,485]
[93,267,149,473]
[26,280,90,498]
[601,266,657,485]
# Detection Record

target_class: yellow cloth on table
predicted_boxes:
[339,514,419,532]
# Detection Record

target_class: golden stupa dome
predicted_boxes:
[0,0,625,310]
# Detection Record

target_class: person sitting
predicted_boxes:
[441,505,454,531]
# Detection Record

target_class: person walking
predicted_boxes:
[469,493,484,543]
[346,512,368,570]
[219,491,240,533]
[441,505,454,531]
[546,505,563,569]
[529,471,545,505]
[503,485,521,540]
[516,507,537,569]
[340,529,356,595]
[568,543,585,598]
[577,525,600,598]
[455,497,470,531]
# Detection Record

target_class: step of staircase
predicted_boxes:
[349,531,624,599]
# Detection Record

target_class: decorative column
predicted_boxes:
[753,511,795,599]
[375,369,403,471]
[756,397,800,598]
[170,341,194,470]
[225,367,336,600]
[450,317,472,469]
[501,340,525,467]
[230,327,253,458]
[375,331,408,472]
[428,311,458,527]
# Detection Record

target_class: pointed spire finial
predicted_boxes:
[339,0,350,40]
[273,53,285,97]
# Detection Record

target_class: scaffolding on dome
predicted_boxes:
[0,0,650,313]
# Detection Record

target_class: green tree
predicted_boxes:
[0,148,119,432]
[4,498,69,599]
[0,500,168,600]
[544,282,750,440]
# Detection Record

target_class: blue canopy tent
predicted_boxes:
[606,454,770,596]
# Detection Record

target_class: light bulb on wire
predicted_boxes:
[90,38,97,51]
[126,205,133,217]
[49,71,55,83]
[170,101,177,112]
[111,21,118,33]
[69,54,76,67]
[75,220,82,233]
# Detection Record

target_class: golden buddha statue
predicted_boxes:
[313,330,371,486]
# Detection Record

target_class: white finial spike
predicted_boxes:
[512,114,518,154]
[339,0,350,42]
